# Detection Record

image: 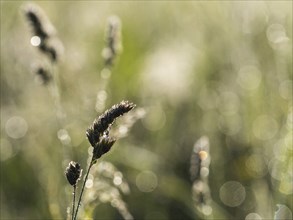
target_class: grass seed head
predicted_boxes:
[65,161,82,186]
[86,100,136,147]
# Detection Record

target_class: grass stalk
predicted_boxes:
[72,185,76,220]
[48,62,72,160]
[73,158,94,220]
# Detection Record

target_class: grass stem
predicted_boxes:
[73,158,94,220]
[72,185,76,220]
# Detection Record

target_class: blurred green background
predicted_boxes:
[1,1,292,219]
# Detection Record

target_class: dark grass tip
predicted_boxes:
[35,66,51,85]
[103,15,122,66]
[25,9,48,40]
[39,43,58,62]
[86,100,136,147]
[23,3,62,62]
[23,3,55,40]
[92,135,116,162]
[65,161,82,186]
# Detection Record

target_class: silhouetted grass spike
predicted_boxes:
[86,100,136,147]
[92,135,116,162]
[102,15,122,66]
[190,136,210,181]
[190,136,212,217]
[24,3,62,62]
[75,101,135,220]
[35,66,51,85]
[39,43,57,62]
[192,180,211,208]
[24,3,55,41]
[65,161,82,186]
[190,150,202,182]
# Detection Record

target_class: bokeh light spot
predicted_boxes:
[100,68,111,79]
[97,90,107,101]
[57,129,71,145]
[5,116,28,139]
[200,167,209,178]
[273,139,287,161]
[198,150,208,161]
[245,154,268,178]
[136,170,158,193]
[95,90,108,112]
[113,172,123,186]
[118,125,128,136]
[266,24,288,44]
[274,204,292,220]
[30,36,41,46]
[85,179,93,188]
[99,192,111,203]
[202,205,213,216]
[268,158,282,181]
[237,65,262,91]
[245,213,262,220]
[141,44,194,103]
[219,181,246,207]
[252,115,278,140]
[279,176,293,195]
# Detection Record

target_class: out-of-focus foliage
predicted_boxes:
[1,1,292,219]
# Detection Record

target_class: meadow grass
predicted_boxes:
[1,1,292,219]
